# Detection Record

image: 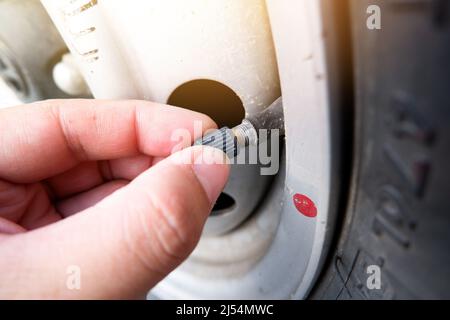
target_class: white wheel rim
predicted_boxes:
[152,0,339,299]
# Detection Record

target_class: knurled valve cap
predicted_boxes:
[194,97,283,159]
[194,127,238,159]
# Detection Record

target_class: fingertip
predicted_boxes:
[169,146,230,205]
[192,146,230,205]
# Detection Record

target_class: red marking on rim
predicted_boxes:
[293,194,317,218]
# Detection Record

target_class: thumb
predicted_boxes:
[0,146,229,299]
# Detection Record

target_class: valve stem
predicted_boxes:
[194,97,284,158]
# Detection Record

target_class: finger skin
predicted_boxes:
[56,180,128,217]
[0,217,26,234]
[0,99,216,183]
[45,162,104,199]
[0,146,229,299]
[0,180,60,229]
[46,155,151,199]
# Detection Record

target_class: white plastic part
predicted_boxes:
[53,53,90,96]
[40,0,281,113]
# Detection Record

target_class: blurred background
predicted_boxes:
[0,78,21,108]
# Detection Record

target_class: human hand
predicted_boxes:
[0,99,229,299]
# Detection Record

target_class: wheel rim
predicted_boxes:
[151,0,340,299]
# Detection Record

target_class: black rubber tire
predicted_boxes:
[0,0,71,102]
[312,0,450,299]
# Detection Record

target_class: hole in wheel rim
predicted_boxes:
[210,193,236,215]
[167,79,245,128]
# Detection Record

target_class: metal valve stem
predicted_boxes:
[194,97,283,158]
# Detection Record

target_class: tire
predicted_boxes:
[312,0,450,299]
[0,0,71,102]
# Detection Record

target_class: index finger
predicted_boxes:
[0,99,216,183]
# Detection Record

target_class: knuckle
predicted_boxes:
[53,106,89,161]
[122,189,201,271]
[119,164,208,273]
[147,192,198,260]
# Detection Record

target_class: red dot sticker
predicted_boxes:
[293,194,317,218]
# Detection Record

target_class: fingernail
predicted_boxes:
[192,147,230,204]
